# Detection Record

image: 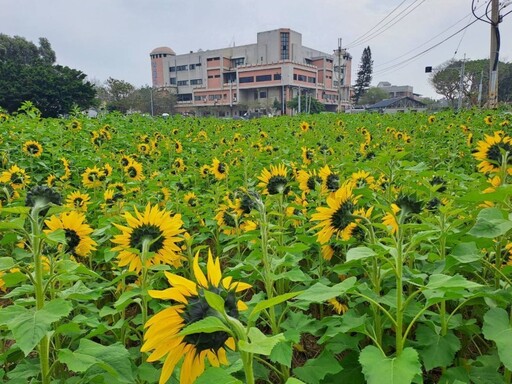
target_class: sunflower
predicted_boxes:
[65,191,91,211]
[138,143,151,155]
[350,170,375,189]
[311,182,360,244]
[199,164,211,178]
[297,169,321,194]
[257,164,289,195]
[0,164,30,190]
[22,140,43,157]
[141,249,251,384]
[173,158,186,173]
[184,192,198,207]
[301,147,315,165]
[473,131,512,175]
[215,202,239,235]
[67,119,82,131]
[174,140,183,154]
[427,115,435,124]
[286,194,308,228]
[82,166,105,189]
[60,157,71,181]
[328,297,349,315]
[319,165,339,194]
[102,188,124,210]
[103,163,113,178]
[124,160,145,181]
[300,121,310,132]
[44,211,97,258]
[211,158,228,180]
[120,155,133,168]
[111,204,184,273]
[46,174,57,187]
[382,204,400,234]
[484,115,493,125]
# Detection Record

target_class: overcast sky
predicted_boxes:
[2,0,511,99]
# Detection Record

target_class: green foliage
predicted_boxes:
[0,34,96,117]
[359,346,421,384]
[358,86,389,106]
[286,94,325,114]
[353,46,373,104]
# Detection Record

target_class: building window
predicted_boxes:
[214,74,221,78]
[208,94,222,100]
[259,91,267,98]
[170,78,176,85]
[176,65,188,71]
[170,67,176,72]
[177,80,188,86]
[273,73,282,80]
[190,79,203,85]
[308,76,316,84]
[207,57,220,62]
[177,94,192,102]
[239,76,254,83]
[189,64,196,70]
[194,95,202,101]
[280,32,289,60]
[256,74,272,82]
[231,57,245,67]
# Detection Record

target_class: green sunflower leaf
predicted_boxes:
[248,291,302,323]
[482,307,512,370]
[0,217,25,230]
[58,339,133,382]
[359,346,421,384]
[293,350,343,384]
[238,327,285,355]
[203,290,225,314]
[415,326,461,370]
[468,207,512,238]
[0,257,15,270]
[0,298,72,356]
[179,316,231,337]
[297,277,357,303]
[346,246,376,261]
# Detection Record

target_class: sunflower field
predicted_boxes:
[0,104,511,384]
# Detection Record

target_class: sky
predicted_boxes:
[2,0,512,99]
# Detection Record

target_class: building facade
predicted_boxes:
[150,28,352,116]
[376,81,414,99]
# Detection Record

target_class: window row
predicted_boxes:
[169,63,201,72]
[239,73,282,83]
[170,79,204,86]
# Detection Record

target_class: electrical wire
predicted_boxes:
[345,0,410,47]
[373,3,485,69]
[346,0,425,49]
[372,17,480,76]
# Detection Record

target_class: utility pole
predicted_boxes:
[457,54,466,111]
[336,38,345,113]
[488,0,500,108]
[477,69,484,107]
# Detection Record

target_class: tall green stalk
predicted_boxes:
[29,205,50,384]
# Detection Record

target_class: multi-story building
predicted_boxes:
[376,81,414,99]
[150,28,352,116]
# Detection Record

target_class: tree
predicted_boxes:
[353,46,373,104]
[0,34,95,117]
[287,95,325,114]
[359,87,389,105]
[430,58,512,107]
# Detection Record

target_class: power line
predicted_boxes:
[346,0,426,49]
[372,17,480,77]
[346,0,410,47]
[374,3,485,69]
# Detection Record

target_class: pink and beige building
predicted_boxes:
[150,28,352,116]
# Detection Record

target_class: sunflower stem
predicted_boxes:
[395,213,405,356]
[29,205,51,384]
[140,238,151,334]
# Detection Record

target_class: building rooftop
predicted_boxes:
[150,46,176,56]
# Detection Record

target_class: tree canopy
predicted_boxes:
[353,46,373,105]
[359,87,389,106]
[0,34,96,117]
[430,58,512,108]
